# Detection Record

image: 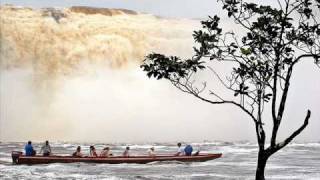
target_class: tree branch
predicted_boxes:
[171,77,258,123]
[292,54,320,65]
[274,110,311,152]
[191,92,258,123]
[271,53,319,147]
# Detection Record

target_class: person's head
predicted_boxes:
[151,147,154,151]
[103,147,109,150]
[77,146,81,152]
[177,143,181,147]
[28,141,32,145]
[45,140,49,145]
[126,146,130,150]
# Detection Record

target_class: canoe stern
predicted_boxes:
[11,151,23,164]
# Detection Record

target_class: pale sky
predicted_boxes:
[0,0,278,18]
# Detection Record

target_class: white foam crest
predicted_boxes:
[288,142,320,147]
[218,146,258,154]
[0,157,12,163]
[268,174,320,180]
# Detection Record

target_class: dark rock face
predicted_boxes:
[41,8,67,23]
[70,6,138,16]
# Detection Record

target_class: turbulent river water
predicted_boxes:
[0,141,319,179]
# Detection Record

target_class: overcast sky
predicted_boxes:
[0,0,279,18]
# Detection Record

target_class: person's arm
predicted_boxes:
[99,151,104,157]
[123,151,129,157]
[175,148,183,156]
[151,151,155,157]
[31,146,36,156]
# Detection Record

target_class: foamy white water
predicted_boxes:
[0,5,204,142]
[0,141,319,179]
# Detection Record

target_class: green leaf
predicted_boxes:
[240,48,251,55]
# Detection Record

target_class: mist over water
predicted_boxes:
[1,5,320,143]
[0,5,200,142]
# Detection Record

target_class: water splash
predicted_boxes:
[0,5,195,74]
[0,5,202,142]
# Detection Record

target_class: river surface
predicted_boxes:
[0,141,319,179]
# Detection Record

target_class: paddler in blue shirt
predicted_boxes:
[25,141,36,156]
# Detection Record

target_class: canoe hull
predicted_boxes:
[12,152,222,165]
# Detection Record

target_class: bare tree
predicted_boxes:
[141,0,320,179]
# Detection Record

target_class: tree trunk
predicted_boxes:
[255,150,269,180]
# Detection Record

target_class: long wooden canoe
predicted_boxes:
[12,151,222,164]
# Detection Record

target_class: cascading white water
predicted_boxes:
[0,5,196,71]
[1,5,319,143]
[1,5,224,142]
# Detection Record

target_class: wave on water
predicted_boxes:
[288,142,320,147]
[0,142,320,179]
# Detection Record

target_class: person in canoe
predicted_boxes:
[40,140,52,156]
[175,143,185,156]
[123,146,130,157]
[72,146,83,157]
[25,141,36,156]
[100,147,113,157]
[147,147,155,157]
[184,144,193,156]
[89,146,98,157]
